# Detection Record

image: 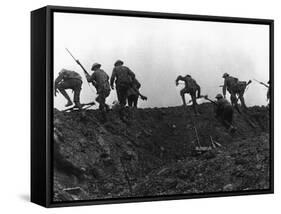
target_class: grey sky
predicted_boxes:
[54,12,269,110]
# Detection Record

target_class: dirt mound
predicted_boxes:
[53,103,269,201]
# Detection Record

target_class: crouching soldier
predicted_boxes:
[54,69,82,108]
[86,63,110,112]
[127,78,147,108]
[176,74,201,114]
[127,78,141,107]
[222,73,249,111]
[214,93,236,133]
[110,60,135,107]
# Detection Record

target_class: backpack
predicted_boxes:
[61,70,82,81]
[226,76,238,90]
[116,66,133,86]
[185,76,198,90]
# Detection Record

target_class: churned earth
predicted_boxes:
[53,103,270,202]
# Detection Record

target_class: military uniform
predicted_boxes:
[87,66,110,111]
[222,73,247,109]
[127,78,141,107]
[55,69,82,107]
[176,75,201,114]
[110,61,135,106]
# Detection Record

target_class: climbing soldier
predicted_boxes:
[86,63,110,112]
[110,60,135,107]
[222,73,250,111]
[214,94,236,133]
[54,69,82,108]
[175,74,201,114]
[127,78,147,108]
[127,78,141,107]
[254,79,270,103]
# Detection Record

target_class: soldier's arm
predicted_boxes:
[87,73,97,87]
[222,79,227,97]
[175,76,182,86]
[54,74,63,87]
[110,69,116,89]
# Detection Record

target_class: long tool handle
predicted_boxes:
[194,126,201,147]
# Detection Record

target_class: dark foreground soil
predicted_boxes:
[53,103,270,201]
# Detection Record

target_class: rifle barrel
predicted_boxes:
[65,48,77,61]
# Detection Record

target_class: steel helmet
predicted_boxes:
[215,93,223,99]
[222,73,229,78]
[114,60,124,66]
[91,63,101,70]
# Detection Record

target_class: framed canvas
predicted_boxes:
[31,5,274,207]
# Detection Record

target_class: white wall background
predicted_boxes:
[0,0,279,213]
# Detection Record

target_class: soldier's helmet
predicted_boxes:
[215,93,223,99]
[222,73,229,78]
[114,60,124,66]
[91,63,101,70]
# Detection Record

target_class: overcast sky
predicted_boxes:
[54,12,269,110]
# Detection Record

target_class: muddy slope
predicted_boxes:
[53,103,270,201]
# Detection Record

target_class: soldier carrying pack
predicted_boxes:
[54,69,83,108]
[222,73,251,111]
[176,74,201,114]
[110,60,136,107]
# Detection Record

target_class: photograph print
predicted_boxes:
[53,10,272,203]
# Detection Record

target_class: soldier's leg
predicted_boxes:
[180,89,187,106]
[238,92,247,109]
[57,81,73,107]
[73,80,82,108]
[133,96,138,108]
[99,94,106,111]
[127,95,133,107]
[95,94,102,109]
[116,89,121,103]
[191,92,199,114]
[196,86,201,98]
[116,85,127,106]
[104,89,110,111]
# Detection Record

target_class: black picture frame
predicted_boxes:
[31,5,274,208]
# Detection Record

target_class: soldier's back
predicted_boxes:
[60,69,82,81]
[184,76,198,90]
[225,76,238,88]
[93,69,109,85]
[114,66,133,85]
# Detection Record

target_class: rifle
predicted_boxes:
[135,88,147,101]
[253,79,269,88]
[65,48,96,88]
[201,95,217,105]
[130,82,148,101]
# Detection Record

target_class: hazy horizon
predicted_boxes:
[54,12,269,110]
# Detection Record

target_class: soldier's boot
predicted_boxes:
[58,87,73,107]
[74,101,82,109]
[65,101,73,107]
